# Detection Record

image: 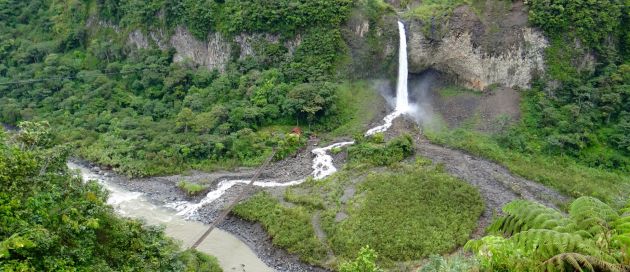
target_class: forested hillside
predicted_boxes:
[1,0,630,271]
[507,0,630,170]
[0,0,361,177]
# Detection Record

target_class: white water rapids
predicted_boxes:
[167,21,411,218]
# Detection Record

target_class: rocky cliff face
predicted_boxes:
[405,1,548,90]
[127,27,300,72]
[342,8,399,79]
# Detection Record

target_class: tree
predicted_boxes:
[285,82,337,128]
[176,107,194,133]
[15,121,52,150]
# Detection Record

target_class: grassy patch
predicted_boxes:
[330,161,484,263]
[284,187,326,210]
[425,128,630,207]
[232,160,484,270]
[326,81,383,139]
[404,0,469,22]
[232,192,328,265]
[437,85,481,98]
[232,137,484,269]
[177,180,206,196]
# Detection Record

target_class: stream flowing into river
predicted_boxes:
[167,21,411,218]
[67,21,410,271]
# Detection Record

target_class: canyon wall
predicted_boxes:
[406,2,547,90]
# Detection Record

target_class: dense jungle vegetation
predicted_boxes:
[0,0,355,177]
[0,123,222,271]
[1,0,630,271]
[510,0,630,171]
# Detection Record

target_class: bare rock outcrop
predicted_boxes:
[127,27,301,72]
[343,9,399,78]
[406,3,547,90]
[170,28,232,72]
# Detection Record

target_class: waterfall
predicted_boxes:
[395,21,409,112]
[364,21,409,136]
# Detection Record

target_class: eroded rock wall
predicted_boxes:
[127,27,301,72]
[342,8,399,79]
[406,3,547,90]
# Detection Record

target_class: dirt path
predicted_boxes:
[312,211,335,260]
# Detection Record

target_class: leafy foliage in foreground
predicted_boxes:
[0,123,221,271]
[418,254,478,272]
[466,197,630,272]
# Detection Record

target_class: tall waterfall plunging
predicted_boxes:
[395,21,409,112]
[364,21,410,136]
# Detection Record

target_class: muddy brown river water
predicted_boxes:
[68,162,274,272]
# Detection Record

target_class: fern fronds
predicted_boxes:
[510,229,613,261]
[619,200,630,216]
[613,210,630,249]
[616,222,630,233]
[612,234,630,249]
[543,253,629,272]
[614,210,630,233]
[490,200,573,235]
[570,197,619,237]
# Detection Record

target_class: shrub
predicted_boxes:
[232,192,328,265]
[348,134,414,166]
[339,246,383,272]
[177,180,206,196]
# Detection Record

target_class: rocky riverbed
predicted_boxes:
[71,141,343,272]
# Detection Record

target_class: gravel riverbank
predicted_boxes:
[70,143,336,272]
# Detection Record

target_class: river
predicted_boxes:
[68,162,274,272]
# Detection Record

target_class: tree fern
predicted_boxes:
[489,200,575,235]
[613,201,630,255]
[468,197,630,271]
[569,197,619,237]
[510,229,615,262]
[544,253,630,272]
